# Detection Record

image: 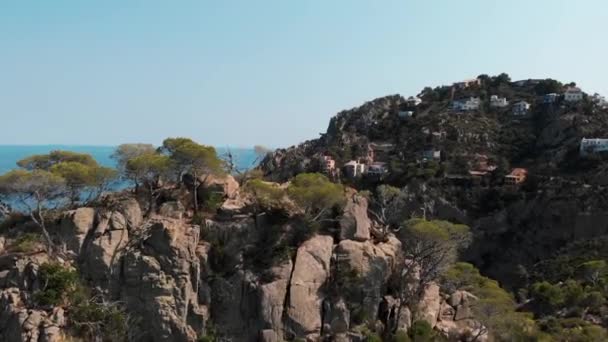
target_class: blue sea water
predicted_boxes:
[0,145,259,175]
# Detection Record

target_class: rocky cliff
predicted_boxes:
[0,177,483,341]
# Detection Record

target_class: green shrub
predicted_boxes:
[9,233,42,253]
[70,299,131,341]
[202,191,224,213]
[392,330,412,342]
[408,320,434,342]
[34,263,80,306]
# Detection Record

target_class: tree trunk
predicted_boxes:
[192,172,199,214]
[146,183,156,217]
[33,194,54,255]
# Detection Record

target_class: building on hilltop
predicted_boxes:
[512,101,531,116]
[490,95,509,108]
[422,149,441,161]
[366,162,388,178]
[591,93,607,108]
[398,110,414,119]
[543,93,560,104]
[513,79,542,87]
[452,97,481,111]
[343,160,365,178]
[453,78,481,89]
[580,138,608,156]
[505,168,528,185]
[564,87,583,102]
[406,96,422,107]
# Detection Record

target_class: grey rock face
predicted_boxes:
[285,234,334,340]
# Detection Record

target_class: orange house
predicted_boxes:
[505,168,528,185]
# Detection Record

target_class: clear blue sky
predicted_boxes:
[1,0,606,148]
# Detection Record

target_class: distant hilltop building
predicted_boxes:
[343,160,365,178]
[513,79,542,87]
[453,97,481,111]
[398,110,414,119]
[564,87,583,102]
[505,168,528,185]
[543,93,560,104]
[490,95,509,108]
[366,162,388,177]
[406,96,422,107]
[453,78,481,89]
[580,138,608,156]
[512,101,531,116]
[591,93,607,108]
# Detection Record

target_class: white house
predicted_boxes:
[406,96,422,107]
[453,97,481,111]
[490,95,509,108]
[564,87,583,102]
[580,138,608,156]
[343,161,366,178]
[398,110,414,119]
[512,101,531,116]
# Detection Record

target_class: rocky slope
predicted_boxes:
[260,76,608,285]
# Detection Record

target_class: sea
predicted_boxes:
[0,145,259,175]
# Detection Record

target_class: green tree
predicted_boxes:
[441,263,540,341]
[17,150,97,170]
[577,260,607,287]
[50,161,117,204]
[287,173,345,221]
[368,185,402,238]
[111,143,156,176]
[0,169,66,252]
[17,151,116,204]
[394,219,471,331]
[126,153,173,215]
[163,138,223,214]
[245,179,285,212]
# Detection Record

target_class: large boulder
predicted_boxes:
[80,210,129,288]
[340,194,372,241]
[200,174,240,200]
[285,235,334,339]
[258,260,293,338]
[60,207,95,255]
[121,218,204,342]
[418,283,442,328]
[334,237,402,321]
[158,201,185,220]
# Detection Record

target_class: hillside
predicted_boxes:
[1,74,608,341]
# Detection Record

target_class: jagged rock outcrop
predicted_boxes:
[334,237,402,322]
[200,174,240,200]
[59,207,95,255]
[0,288,65,342]
[418,283,442,328]
[340,194,372,241]
[121,218,204,342]
[80,210,129,288]
[285,234,334,339]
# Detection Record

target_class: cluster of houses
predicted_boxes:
[450,82,587,116]
[322,143,392,180]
